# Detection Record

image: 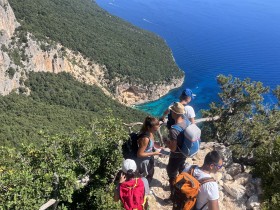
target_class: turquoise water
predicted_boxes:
[95,0,280,116]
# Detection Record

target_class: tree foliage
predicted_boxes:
[0,114,125,209]
[254,137,280,210]
[202,75,280,209]
[9,0,183,84]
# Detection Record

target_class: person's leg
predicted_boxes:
[166,157,186,200]
[146,157,155,184]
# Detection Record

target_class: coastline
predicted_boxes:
[115,75,184,106]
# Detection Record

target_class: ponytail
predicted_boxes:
[125,169,135,181]
[140,116,159,134]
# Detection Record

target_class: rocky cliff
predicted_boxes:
[0,0,183,105]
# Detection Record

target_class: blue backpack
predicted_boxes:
[171,120,200,157]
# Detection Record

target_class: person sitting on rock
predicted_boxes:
[136,116,161,184]
[182,151,223,210]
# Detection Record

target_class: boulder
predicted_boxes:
[246,195,260,210]
[226,163,243,177]
[223,173,233,181]
[245,182,256,197]
[234,173,252,186]
[223,181,246,199]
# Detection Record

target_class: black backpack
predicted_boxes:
[122,132,149,160]
[167,110,176,129]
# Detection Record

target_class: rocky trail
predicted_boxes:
[147,142,261,210]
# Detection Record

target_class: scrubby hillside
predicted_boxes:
[7,0,184,104]
[0,72,146,147]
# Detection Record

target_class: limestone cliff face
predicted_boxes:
[0,0,111,97]
[0,0,19,39]
[0,0,184,105]
[23,36,111,96]
[115,77,184,105]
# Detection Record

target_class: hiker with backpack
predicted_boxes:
[114,159,150,210]
[172,151,222,210]
[163,102,200,203]
[136,116,162,184]
[160,88,196,129]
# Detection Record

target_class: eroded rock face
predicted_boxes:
[115,76,184,105]
[0,0,111,97]
[0,0,19,39]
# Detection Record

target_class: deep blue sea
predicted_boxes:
[95,0,280,117]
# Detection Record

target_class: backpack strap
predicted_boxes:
[188,165,198,176]
[171,124,184,132]
[199,177,216,185]
[196,177,216,210]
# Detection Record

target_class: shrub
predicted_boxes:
[0,114,126,209]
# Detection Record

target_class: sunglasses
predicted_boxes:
[213,163,223,169]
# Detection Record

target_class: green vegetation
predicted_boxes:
[6,67,16,79]
[0,115,124,209]
[0,73,279,208]
[9,0,183,84]
[202,75,280,209]
[0,72,145,147]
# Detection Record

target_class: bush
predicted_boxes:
[0,114,126,209]
[6,67,16,79]
[254,137,280,210]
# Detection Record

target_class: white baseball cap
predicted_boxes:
[122,159,137,173]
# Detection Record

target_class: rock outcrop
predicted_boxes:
[0,0,19,39]
[0,0,184,105]
[148,142,262,210]
[115,77,184,105]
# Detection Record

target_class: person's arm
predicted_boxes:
[185,106,196,124]
[137,137,160,158]
[208,199,219,210]
[189,117,195,124]
[165,128,178,152]
[113,186,120,202]
[166,138,177,152]
[113,173,126,202]
[160,108,169,121]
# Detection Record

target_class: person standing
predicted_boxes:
[137,116,161,184]
[182,151,223,210]
[160,88,196,128]
[164,102,190,201]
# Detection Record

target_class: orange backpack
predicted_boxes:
[172,165,215,210]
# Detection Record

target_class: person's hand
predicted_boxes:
[119,173,126,184]
[154,149,161,155]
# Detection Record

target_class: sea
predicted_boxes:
[95,0,280,117]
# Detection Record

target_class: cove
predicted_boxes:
[95,0,280,116]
